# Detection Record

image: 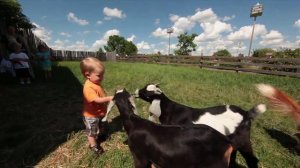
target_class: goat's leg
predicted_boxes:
[132,153,152,168]
[228,149,237,168]
[238,145,258,168]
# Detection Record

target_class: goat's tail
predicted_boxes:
[256,83,300,125]
[248,104,267,120]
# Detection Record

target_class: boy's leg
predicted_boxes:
[87,136,97,148]
[83,117,104,155]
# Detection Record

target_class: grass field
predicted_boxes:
[0,61,299,168]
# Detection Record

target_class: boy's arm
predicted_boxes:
[93,96,113,104]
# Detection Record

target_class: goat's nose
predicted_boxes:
[134,89,139,98]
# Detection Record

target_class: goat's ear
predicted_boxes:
[129,96,138,115]
[154,83,160,87]
[102,100,115,122]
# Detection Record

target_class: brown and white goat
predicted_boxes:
[256,83,300,151]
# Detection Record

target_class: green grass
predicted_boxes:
[0,61,299,168]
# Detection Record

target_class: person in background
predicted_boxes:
[9,43,31,84]
[36,44,52,80]
[79,57,113,155]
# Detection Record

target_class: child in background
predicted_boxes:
[80,57,113,155]
[36,44,52,80]
[9,42,31,84]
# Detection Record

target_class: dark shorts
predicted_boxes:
[15,68,30,78]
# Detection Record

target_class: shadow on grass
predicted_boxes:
[0,63,84,168]
[264,128,300,155]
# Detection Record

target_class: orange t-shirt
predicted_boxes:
[82,80,108,118]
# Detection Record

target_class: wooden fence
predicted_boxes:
[51,50,97,61]
[116,55,300,78]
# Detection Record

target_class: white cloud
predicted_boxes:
[59,32,71,38]
[67,12,89,26]
[67,41,89,51]
[190,8,218,23]
[222,15,235,21]
[194,21,232,42]
[227,24,267,41]
[96,20,103,25]
[137,41,151,50]
[103,29,120,40]
[260,30,284,46]
[90,29,120,51]
[50,39,90,51]
[173,17,195,33]
[296,36,300,44]
[155,18,160,25]
[103,7,126,20]
[32,23,52,42]
[170,14,180,22]
[152,27,169,39]
[152,17,195,39]
[295,19,300,28]
[83,31,90,35]
[127,35,136,42]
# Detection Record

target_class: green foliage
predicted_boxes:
[96,47,104,55]
[124,41,138,56]
[253,48,300,58]
[294,48,300,58]
[174,32,197,56]
[104,35,137,56]
[0,0,35,29]
[275,48,300,58]
[213,49,232,57]
[252,48,276,57]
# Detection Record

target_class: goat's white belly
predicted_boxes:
[193,106,243,135]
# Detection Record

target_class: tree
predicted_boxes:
[104,35,138,56]
[174,32,197,56]
[124,41,137,56]
[252,48,275,57]
[294,48,300,58]
[0,0,35,29]
[96,47,104,55]
[104,35,126,54]
[213,49,232,57]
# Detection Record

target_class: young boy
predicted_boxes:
[9,42,31,84]
[80,57,113,155]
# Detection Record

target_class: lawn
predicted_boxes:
[0,61,299,168]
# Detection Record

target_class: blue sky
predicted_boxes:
[19,0,300,56]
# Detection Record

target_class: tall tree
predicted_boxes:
[104,35,138,56]
[213,49,232,57]
[174,32,197,56]
[124,41,138,56]
[104,35,126,54]
[0,0,35,29]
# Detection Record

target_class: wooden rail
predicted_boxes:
[116,55,300,78]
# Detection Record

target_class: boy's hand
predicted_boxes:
[108,96,114,101]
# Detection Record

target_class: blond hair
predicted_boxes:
[80,57,105,77]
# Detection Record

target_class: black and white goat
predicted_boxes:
[109,89,233,168]
[135,84,266,168]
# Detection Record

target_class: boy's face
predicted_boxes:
[86,70,104,84]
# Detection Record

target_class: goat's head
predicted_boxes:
[107,89,138,116]
[134,83,163,102]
